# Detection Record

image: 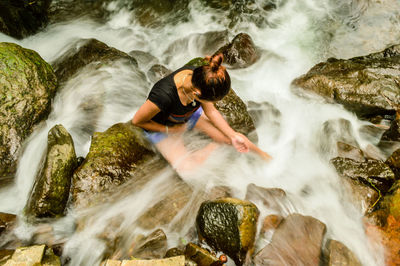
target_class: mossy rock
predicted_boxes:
[72,122,164,209]
[0,42,57,184]
[185,58,256,138]
[292,44,400,119]
[196,197,259,265]
[24,125,77,219]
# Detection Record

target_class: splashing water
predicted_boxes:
[1,0,400,265]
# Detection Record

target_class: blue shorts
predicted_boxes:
[144,107,203,144]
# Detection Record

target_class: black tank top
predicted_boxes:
[148,65,200,126]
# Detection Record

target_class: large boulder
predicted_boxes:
[292,44,400,119]
[24,125,77,218]
[185,58,256,137]
[72,122,165,209]
[331,157,396,193]
[215,33,261,69]
[324,239,361,266]
[0,42,57,184]
[196,198,259,265]
[254,214,327,265]
[0,0,52,39]
[52,38,138,84]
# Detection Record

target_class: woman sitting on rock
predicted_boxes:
[132,54,271,174]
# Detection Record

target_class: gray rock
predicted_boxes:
[331,157,396,193]
[25,125,77,218]
[147,64,172,84]
[196,198,259,265]
[0,42,57,184]
[292,44,400,119]
[254,213,326,265]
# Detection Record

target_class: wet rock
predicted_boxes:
[245,183,287,212]
[341,176,379,215]
[103,256,185,266]
[25,125,77,218]
[381,115,400,142]
[3,245,60,265]
[0,42,57,184]
[215,33,261,69]
[186,58,256,138]
[254,213,326,265]
[331,157,395,193]
[0,213,16,235]
[0,213,18,249]
[0,0,51,39]
[130,0,189,28]
[164,247,185,258]
[128,50,158,71]
[164,31,229,64]
[385,148,400,179]
[247,101,281,129]
[185,243,225,266]
[196,198,259,265]
[260,214,283,234]
[0,250,14,264]
[207,186,232,200]
[363,144,386,161]
[147,64,172,84]
[129,229,167,260]
[72,122,164,209]
[336,142,365,162]
[48,0,111,23]
[292,44,400,119]
[324,239,361,266]
[136,176,193,230]
[53,38,138,84]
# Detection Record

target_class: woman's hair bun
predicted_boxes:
[209,53,224,71]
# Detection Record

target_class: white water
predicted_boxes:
[1,0,400,265]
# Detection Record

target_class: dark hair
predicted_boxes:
[191,54,231,101]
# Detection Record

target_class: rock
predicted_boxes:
[381,114,400,142]
[247,101,281,129]
[147,64,172,84]
[25,125,77,218]
[128,50,158,71]
[130,0,189,28]
[136,176,193,230]
[118,256,185,266]
[129,229,167,260]
[0,42,57,184]
[207,186,232,200]
[0,0,51,39]
[215,33,261,69]
[185,58,257,138]
[341,176,379,215]
[385,148,400,179]
[196,198,259,265]
[254,213,326,265]
[245,183,287,212]
[260,214,283,234]
[324,239,361,266]
[336,142,365,162]
[184,243,222,266]
[164,31,229,64]
[0,213,18,249]
[292,44,400,119]
[0,213,16,235]
[52,38,138,84]
[379,180,400,221]
[0,250,14,265]
[72,122,165,209]
[330,157,396,193]
[3,245,61,266]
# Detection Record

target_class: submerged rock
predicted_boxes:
[25,125,77,218]
[0,213,18,249]
[245,183,287,212]
[0,42,57,184]
[292,44,400,119]
[331,157,396,193]
[147,64,172,84]
[185,58,257,137]
[324,239,361,266]
[336,142,366,162]
[128,229,167,260]
[215,33,261,69]
[72,122,164,209]
[385,148,400,180]
[0,0,51,39]
[196,198,259,265]
[254,213,326,265]
[185,243,224,266]
[52,38,138,84]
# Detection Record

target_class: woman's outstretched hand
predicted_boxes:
[231,133,250,153]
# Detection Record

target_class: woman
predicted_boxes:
[132,54,271,174]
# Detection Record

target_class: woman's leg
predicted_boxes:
[194,113,231,144]
[155,133,218,175]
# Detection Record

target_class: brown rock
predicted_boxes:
[129,229,167,260]
[336,142,365,162]
[341,176,379,214]
[245,183,287,212]
[260,215,283,234]
[184,243,221,266]
[254,213,326,265]
[325,239,361,266]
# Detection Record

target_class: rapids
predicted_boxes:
[1,0,400,265]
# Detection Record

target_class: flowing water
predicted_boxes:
[1,0,400,265]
